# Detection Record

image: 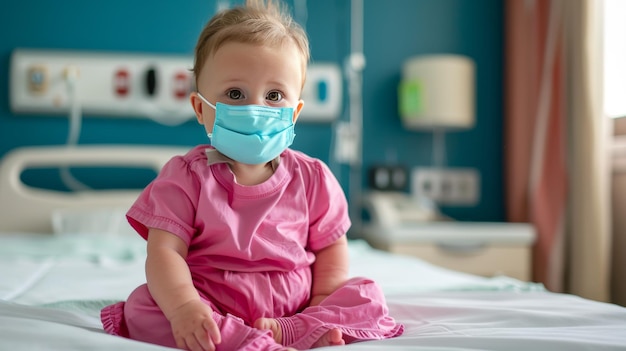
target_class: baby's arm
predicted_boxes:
[146,228,221,351]
[310,235,350,306]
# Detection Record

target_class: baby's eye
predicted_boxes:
[227,89,244,100]
[266,91,283,102]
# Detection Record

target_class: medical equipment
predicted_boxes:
[10,49,196,124]
[9,49,342,123]
[331,0,366,233]
[363,190,444,227]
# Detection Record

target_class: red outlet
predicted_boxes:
[173,71,190,99]
[114,69,130,97]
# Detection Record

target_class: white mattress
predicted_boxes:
[1,234,625,351]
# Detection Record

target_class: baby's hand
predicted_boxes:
[168,300,221,351]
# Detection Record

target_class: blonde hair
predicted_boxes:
[193,0,310,88]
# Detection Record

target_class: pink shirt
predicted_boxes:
[126,146,351,321]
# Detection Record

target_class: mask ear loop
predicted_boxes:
[197,93,217,140]
[196,93,217,110]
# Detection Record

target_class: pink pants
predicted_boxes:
[101,277,403,350]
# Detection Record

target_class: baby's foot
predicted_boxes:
[254,318,344,349]
[254,317,283,344]
[312,328,345,348]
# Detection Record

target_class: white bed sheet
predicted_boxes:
[1,234,625,351]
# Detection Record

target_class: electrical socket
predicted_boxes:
[411,167,479,205]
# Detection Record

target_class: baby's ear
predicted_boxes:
[293,100,304,123]
[190,92,204,124]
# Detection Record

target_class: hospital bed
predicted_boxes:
[1,145,625,351]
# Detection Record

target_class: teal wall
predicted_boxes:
[0,0,504,222]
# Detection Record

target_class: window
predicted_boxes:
[604,0,626,120]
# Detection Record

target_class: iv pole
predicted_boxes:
[345,0,365,234]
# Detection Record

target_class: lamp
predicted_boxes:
[398,54,475,168]
[399,54,475,130]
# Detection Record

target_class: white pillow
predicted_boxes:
[51,207,135,236]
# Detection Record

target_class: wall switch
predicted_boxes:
[368,165,408,191]
[411,167,480,205]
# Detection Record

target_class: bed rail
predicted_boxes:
[0,145,188,233]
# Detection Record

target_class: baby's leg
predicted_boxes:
[103,284,293,351]
[254,277,403,349]
[102,284,172,344]
[218,314,296,351]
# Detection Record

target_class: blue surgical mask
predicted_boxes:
[197,93,296,164]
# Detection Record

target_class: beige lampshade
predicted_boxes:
[399,54,475,130]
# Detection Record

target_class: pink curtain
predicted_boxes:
[505,0,568,292]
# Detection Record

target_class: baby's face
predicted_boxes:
[193,41,305,135]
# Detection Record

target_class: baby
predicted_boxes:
[101,1,403,350]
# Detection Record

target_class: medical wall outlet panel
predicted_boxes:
[412,167,480,206]
[10,49,196,122]
[10,49,342,123]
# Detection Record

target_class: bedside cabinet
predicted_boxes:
[360,222,536,281]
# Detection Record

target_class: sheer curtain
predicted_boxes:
[505,0,611,301]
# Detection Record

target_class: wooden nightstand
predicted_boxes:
[360,222,536,281]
